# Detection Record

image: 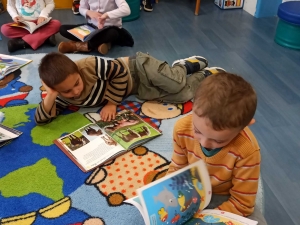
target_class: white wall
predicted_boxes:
[282,0,300,2]
[243,0,258,16]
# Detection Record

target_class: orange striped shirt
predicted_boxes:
[167,115,261,216]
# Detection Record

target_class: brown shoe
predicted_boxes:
[58,41,90,53]
[97,43,111,55]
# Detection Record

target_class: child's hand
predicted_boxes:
[37,17,46,25]
[97,13,108,29]
[41,80,59,97]
[87,10,102,20]
[100,102,117,121]
[13,16,21,24]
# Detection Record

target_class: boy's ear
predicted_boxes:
[248,118,256,126]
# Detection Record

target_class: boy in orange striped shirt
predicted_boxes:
[167,72,267,224]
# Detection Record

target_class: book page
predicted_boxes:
[96,110,161,150]
[187,209,258,225]
[20,21,37,33]
[10,23,30,32]
[0,124,22,142]
[58,124,125,171]
[33,17,51,32]
[19,17,51,33]
[137,160,212,225]
[124,196,149,223]
[67,25,95,42]
[0,54,32,79]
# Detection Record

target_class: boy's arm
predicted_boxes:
[99,60,129,121]
[7,0,19,19]
[35,96,68,125]
[79,0,92,18]
[166,124,189,175]
[103,60,129,105]
[34,83,68,125]
[217,150,261,216]
[39,0,55,18]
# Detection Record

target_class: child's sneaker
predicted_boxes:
[200,67,226,77]
[72,0,80,15]
[172,56,208,74]
[143,0,153,12]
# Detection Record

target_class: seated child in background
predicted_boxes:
[1,0,61,52]
[166,73,267,224]
[58,0,134,55]
[35,52,220,125]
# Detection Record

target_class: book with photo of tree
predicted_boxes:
[54,110,162,172]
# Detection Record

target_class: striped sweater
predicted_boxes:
[35,56,132,125]
[167,115,261,217]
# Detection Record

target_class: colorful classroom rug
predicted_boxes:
[0,53,264,225]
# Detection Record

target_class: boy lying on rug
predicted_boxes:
[166,73,267,224]
[35,52,222,125]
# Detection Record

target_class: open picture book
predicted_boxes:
[67,25,113,42]
[54,110,162,172]
[0,124,23,148]
[67,24,96,42]
[125,160,258,225]
[0,54,32,79]
[10,17,52,34]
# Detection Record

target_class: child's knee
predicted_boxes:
[1,24,11,36]
[49,20,61,30]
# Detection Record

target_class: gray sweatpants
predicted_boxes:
[128,52,205,103]
[207,195,268,225]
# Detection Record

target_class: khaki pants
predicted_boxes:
[129,52,205,103]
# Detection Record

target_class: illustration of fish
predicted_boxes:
[158,207,168,222]
[171,211,180,224]
[178,190,186,211]
[154,186,178,209]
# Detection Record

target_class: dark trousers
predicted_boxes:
[59,24,119,49]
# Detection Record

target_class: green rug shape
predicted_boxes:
[0,158,64,201]
[31,112,90,146]
[0,104,37,128]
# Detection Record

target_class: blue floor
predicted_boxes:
[1,0,300,224]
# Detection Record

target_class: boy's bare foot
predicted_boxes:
[97,42,111,55]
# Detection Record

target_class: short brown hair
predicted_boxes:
[193,72,257,130]
[38,52,79,89]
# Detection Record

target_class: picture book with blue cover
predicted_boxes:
[125,160,258,225]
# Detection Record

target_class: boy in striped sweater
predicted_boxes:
[167,73,267,224]
[35,52,210,125]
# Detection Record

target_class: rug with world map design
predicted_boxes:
[0,53,264,225]
[0,53,197,225]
